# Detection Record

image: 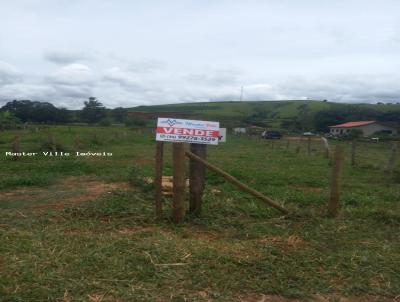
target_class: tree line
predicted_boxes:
[0,97,147,129]
[1,99,399,133]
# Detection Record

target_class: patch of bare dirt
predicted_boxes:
[289,185,324,193]
[0,176,131,210]
[144,176,189,196]
[239,294,397,302]
[193,231,219,242]
[258,235,310,250]
[239,294,301,301]
[115,226,158,235]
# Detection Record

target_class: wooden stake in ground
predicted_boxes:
[307,137,311,155]
[185,150,289,214]
[48,134,56,152]
[189,144,207,215]
[154,141,164,218]
[385,142,398,173]
[172,143,186,223]
[327,145,344,218]
[12,135,20,161]
[350,141,356,166]
[321,137,331,159]
[74,134,82,149]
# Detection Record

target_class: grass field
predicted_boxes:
[0,126,399,301]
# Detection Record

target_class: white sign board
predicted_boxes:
[156,118,220,145]
[218,128,227,142]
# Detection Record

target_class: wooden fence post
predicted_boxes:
[321,137,331,160]
[307,137,311,155]
[385,142,398,173]
[74,134,82,149]
[48,134,56,152]
[155,141,164,218]
[327,145,344,218]
[12,135,20,161]
[189,144,207,216]
[172,143,186,223]
[350,141,356,166]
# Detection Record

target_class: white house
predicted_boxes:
[329,121,398,137]
[233,127,246,135]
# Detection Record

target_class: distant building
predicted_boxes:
[233,127,246,134]
[329,121,398,137]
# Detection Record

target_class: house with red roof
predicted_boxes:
[329,121,398,137]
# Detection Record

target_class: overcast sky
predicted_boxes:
[0,0,399,109]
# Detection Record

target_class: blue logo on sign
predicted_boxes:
[166,119,177,126]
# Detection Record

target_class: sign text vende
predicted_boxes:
[156,118,220,145]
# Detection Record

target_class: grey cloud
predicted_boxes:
[184,69,242,86]
[44,51,91,64]
[48,64,95,86]
[0,61,21,85]
[276,75,400,103]
[102,67,147,92]
[0,83,57,104]
[125,60,167,73]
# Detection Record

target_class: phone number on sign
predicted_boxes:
[177,135,217,142]
[159,134,217,142]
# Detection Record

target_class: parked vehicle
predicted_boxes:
[302,132,315,136]
[261,130,282,139]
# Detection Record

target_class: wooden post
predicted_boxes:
[48,134,56,152]
[327,145,344,218]
[74,134,82,149]
[307,137,311,155]
[189,144,207,215]
[296,146,301,154]
[12,135,20,161]
[172,143,186,223]
[350,141,356,166]
[286,140,290,150]
[321,137,331,159]
[155,141,164,218]
[385,143,398,173]
[185,150,289,214]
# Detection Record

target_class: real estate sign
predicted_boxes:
[218,128,227,142]
[156,118,220,145]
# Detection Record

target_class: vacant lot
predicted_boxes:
[0,126,399,301]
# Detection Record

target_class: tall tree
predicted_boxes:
[80,97,107,124]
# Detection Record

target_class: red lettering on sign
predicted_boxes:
[156,127,219,137]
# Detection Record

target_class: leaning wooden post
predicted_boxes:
[350,141,356,166]
[185,150,289,214]
[12,135,20,161]
[307,137,311,155]
[154,141,164,218]
[385,142,398,173]
[172,143,186,223]
[327,145,344,218]
[321,137,331,160]
[189,144,207,216]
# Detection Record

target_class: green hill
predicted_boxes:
[129,100,400,131]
